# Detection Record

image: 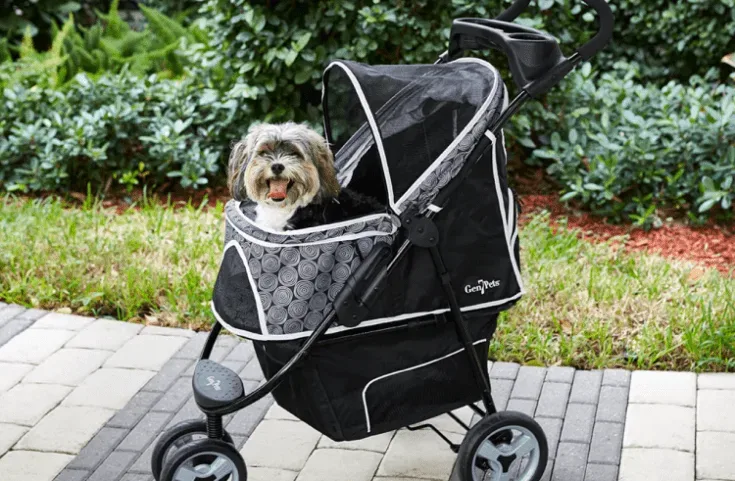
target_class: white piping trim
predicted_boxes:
[507,188,515,239]
[395,57,501,210]
[362,339,488,433]
[220,241,269,335]
[231,200,395,236]
[225,213,396,248]
[488,130,524,292]
[212,291,523,342]
[324,61,397,212]
[427,204,442,213]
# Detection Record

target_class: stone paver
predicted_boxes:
[32,313,94,331]
[618,448,694,481]
[697,389,735,432]
[0,450,75,481]
[623,404,695,451]
[249,467,298,481]
[3,305,733,481]
[63,368,155,409]
[628,371,696,406]
[66,319,143,351]
[0,423,27,456]
[318,431,395,453]
[242,419,321,471]
[569,371,603,405]
[0,361,32,392]
[24,348,112,386]
[377,429,461,480]
[0,328,74,364]
[16,405,115,453]
[104,335,188,371]
[0,383,72,426]
[696,431,735,480]
[296,448,382,481]
[698,373,735,390]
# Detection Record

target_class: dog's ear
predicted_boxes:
[228,125,263,201]
[227,139,250,201]
[304,128,340,200]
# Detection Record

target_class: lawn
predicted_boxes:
[1,195,733,372]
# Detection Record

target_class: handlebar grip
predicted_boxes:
[576,0,614,60]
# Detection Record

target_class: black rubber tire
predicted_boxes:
[455,411,548,481]
[151,420,234,481]
[160,438,247,481]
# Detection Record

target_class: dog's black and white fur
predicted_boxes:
[227,122,383,231]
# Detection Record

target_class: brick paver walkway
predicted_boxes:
[1,302,734,481]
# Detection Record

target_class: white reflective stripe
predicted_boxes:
[427,204,442,213]
[362,339,488,433]
[221,241,269,335]
[213,290,523,342]
[324,61,397,213]
[232,200,395,236]
[395,57,501,210]
[490,130,524,292]
[507,188,514,236]
[225,214,395,249]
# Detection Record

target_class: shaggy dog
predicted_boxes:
[227,122,383,231]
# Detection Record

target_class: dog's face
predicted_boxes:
[228,123,340,209]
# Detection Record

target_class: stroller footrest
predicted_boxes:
[193,360,244,410]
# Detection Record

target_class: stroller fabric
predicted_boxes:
[210,56,524,440]
[212,58,522,342]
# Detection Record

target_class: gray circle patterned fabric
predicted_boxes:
[223,201,397,337]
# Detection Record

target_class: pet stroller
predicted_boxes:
[151,1,613,479]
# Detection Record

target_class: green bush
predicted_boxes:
[525,63,735,226]
[609,0,735,80]
[3,1,202,88]
[0,61,254,192]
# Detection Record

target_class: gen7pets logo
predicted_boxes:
[464,279,501,295]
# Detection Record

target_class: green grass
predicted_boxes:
[1,195,734,371]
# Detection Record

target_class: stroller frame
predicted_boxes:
[152,1,613,480]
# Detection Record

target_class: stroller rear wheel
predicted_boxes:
[152,420,234,480]
[160,438,246,481]
[455,411,548,481]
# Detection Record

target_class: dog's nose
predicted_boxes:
[271,163,285,175]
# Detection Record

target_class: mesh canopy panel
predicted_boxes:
[323,59,503,213]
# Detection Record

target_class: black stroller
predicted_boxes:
[151,0,613,479]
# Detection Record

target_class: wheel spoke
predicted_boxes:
[174,465,202,481]
[509,434,535,458]
[211,458,235,480]
[477,439,503,462]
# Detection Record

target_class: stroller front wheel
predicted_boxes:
[151,419,234,480]
[160,438,247,481]
[455,411,548,481]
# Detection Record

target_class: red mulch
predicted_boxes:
[520,194,735,276]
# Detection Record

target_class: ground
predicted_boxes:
[2,305,735,481]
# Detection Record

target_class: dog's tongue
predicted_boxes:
[267,179,289,200]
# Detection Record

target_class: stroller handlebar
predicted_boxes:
[447,0,614,97]
[495,0,532,22]
[576,0,614,61]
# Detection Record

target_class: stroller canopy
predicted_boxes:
[323,58,504,214]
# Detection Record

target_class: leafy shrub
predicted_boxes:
[2,1,201,88]
[0,1,89,44]
[609,0,735,80]
[0,62,255,192]
[527,63,735,225]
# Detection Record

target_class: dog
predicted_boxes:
[227,122,384,231]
